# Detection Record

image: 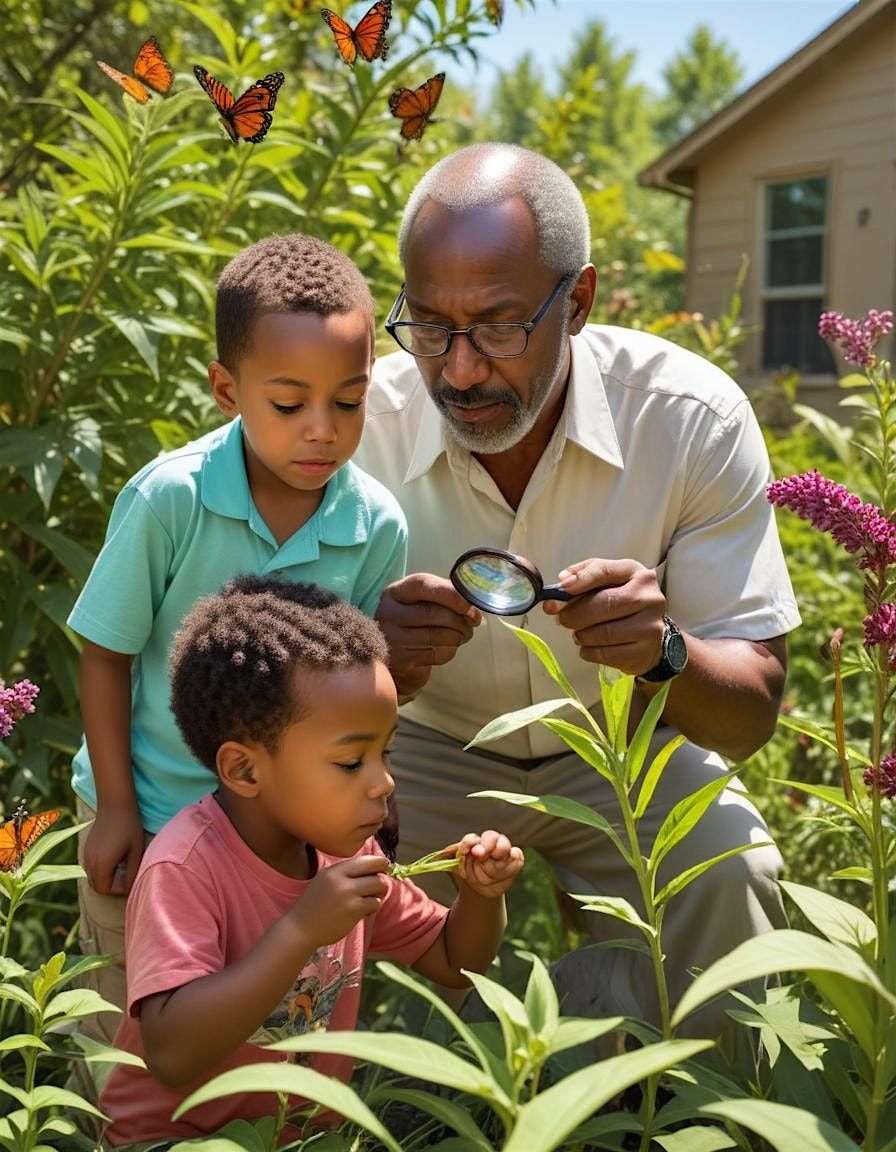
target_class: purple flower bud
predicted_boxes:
[863,754,896,799]
[0,678,40,740]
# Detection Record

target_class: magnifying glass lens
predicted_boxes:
[453,554,537,614]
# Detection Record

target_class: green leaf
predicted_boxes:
[569,893,653,935]
[634,733,686,819]
[671,929,896,1030]
[654,1128,737,1151]
[599,665,632,752]
[22,523,95,585]
[539,717,613,779]
[174,1063,400,1152]
[655,842,772,907]
[466,699,573,748]
[20,1084,105,1117]
[502,622,579,699]
[470,790,631,862]
[699,1099,861,1151]
[266,1031,509,1106]
[0,1034,51,1054]
[776,715,871,768]
[625,682,672,789]
[69,1033,145,1067]
[650,773,735,873]
[43,987,121,1022]
[503,1039,711,1152]
[779,880,876,949]
[367,1087,492,1150]
[105,311,160,378]
[520,950,558,1039]
[549,1016,626,1055]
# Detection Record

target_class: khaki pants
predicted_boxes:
[390,716,786,1041]
[74,797,155,1045]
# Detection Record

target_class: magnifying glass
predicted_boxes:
[449,547,574,616]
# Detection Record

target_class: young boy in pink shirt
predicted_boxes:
[100,575,523,1143]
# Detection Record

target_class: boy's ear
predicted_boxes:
[209,361,239,418]
[217,741,259,796]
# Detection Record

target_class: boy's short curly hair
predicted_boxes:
[170,575,389,772]
[215,233,375,370]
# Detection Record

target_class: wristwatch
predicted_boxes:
[638,616,688,682]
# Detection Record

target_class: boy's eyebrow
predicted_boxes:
[331,724,398,746]
[264,375,369,389]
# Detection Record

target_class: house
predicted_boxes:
[638,0,895,405]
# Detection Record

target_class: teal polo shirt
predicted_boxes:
[68,418,407,832]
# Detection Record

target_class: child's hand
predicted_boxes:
[292,855,390,949]
[455,830,524,898]
[83,805,145,896]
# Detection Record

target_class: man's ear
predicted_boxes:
[209,360,239,418]
[217,741,259,797]
[567,265,597,336]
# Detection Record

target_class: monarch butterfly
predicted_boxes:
[0,804,60,874]
[96,36,174,104]
[193,65,285,144]
[485,0,503,26]
[388,72,445,141]
[320,0,391,66]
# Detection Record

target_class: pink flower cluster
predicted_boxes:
[863,755,896,799]
[818,309,893,367]
[0,679,40,740]
[767,470,896,572]
[864,604,896,646]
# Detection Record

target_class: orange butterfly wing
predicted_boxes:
[96,60,151,104]
[133,36,174,95]
[97,37,172,103]
[194,66,284,144]
[388,72,445,141]
[0,806,60,873]
[321,1,391,66]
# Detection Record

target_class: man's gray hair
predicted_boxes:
[398,143,591,275]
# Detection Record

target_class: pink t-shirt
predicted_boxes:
[101,794,447,1143]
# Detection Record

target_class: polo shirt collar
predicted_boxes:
[402,333,623,483]
[200,417,369,546]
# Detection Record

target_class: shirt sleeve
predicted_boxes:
[664,399,801,640]
[66,485,175,654]
[123,857,224,1015]
[368,872,447,965]
[353,501,408,617]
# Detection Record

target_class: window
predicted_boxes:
[761,177,835,374]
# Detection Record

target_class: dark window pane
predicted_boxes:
[762,298,837,373]
[767,178,827,231]
[765,235,824,288]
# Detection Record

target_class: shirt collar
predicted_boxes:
[402,332,624,483]
[200,417,369,546]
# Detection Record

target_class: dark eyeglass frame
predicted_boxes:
[384,273,577,359]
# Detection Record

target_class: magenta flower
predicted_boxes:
[767,470,896,572]
[864,604,896,647]
[863,755,896,799]
[0,679,40,740]
[819,309,893,367]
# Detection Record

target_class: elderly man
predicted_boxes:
[355,142,800,1034]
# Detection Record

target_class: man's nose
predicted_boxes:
[441,331,490,391]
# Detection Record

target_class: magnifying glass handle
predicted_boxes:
[540,583,574,602]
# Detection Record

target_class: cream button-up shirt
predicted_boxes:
[356,325,801,758]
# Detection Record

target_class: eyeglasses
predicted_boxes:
[384,275,575,359]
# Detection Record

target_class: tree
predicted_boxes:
[654,24,743,146]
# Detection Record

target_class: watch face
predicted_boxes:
[665,627,688,673]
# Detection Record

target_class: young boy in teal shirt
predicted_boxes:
[67,234,407,1046]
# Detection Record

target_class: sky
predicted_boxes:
[472,0,855,94]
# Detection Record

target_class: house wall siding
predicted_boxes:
[684,10,896,393]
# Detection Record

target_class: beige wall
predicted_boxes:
[683,8,896,397]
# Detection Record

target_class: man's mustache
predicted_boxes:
[432,383,518,409]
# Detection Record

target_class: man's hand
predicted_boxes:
[375,573,481,699]
[292,855,391,949]
[83,804,145,896]
[543,558,667,675]
[456,830,524,898]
